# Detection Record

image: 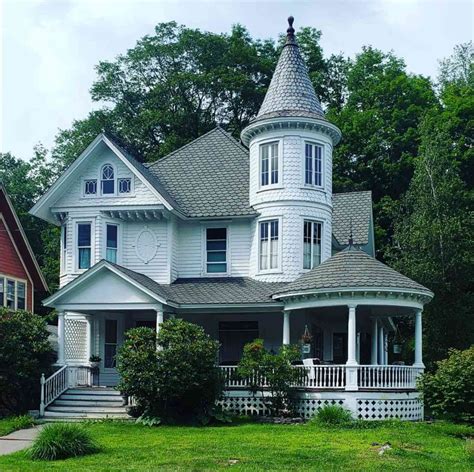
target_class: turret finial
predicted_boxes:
[348,217,354,247]
[286,16,296,45]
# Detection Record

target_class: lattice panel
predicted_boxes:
[293,398,345,419]
[357,398,423,421]
[219,396,269,416]
[65,319,87,361]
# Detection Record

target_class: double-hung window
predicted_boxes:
[303,220,322,269]
[101,164,115,195]
[260,142,279,187]
[106,224,118,263]
[17,282,26,310]
[77,223,92,270]
[0,277,27,310]
[304,142,323,187]
[6,280,15,309]
[206,228,227,274]
[259,220,279,271]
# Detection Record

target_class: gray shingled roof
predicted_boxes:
[332,191,372,246]
[254,37,325,123]
[146,128,256,218]
[273,246,433,297]
[111,262,285,305]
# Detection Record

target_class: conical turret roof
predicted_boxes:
[255,16,325,123]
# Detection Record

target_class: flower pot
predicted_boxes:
[393,344,402,354]
[302,343,311,354]
[90,361,100,369]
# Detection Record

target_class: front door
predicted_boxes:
[100,315,123,386]
[333,332,347,364]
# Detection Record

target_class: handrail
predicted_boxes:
[39,365,68,416]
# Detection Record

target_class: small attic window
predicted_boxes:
[84,179,97,195]
[101,164,115,195]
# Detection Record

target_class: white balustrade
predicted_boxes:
[219,365,422,391]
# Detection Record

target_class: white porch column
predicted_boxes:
[57,311,65,365]
[384,331,389,365]
[378,324,385,365]
[282,310,291,345]
[345,304,358,391]
[346,305,357,366]
[414,309,424,367]
[156,308,164,350]
[85,315,92,363]
[371,318,378,364]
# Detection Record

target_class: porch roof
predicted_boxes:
[272,246,433,300]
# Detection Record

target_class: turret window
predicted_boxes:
[260,142,279,187]
[305,143,323,187]
[259,219,279,271]
[303,220,322,269]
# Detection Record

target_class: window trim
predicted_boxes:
[0,274,28,310]
[302,140,325,189]
[61,222,68,275]
[202,224,230,276]
[74,220,95,272]
[302,219,323,271]
[103,220,121,264]
[257,216,282,274]
[258,139,282,190]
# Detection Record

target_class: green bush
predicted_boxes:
[117,319,223,424]
[419,346,474,423]
[0,308,55,413]
[236,339,301,416]
[30,424,99,460]
[310,405,353,426]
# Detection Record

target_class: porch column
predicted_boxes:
[282,310,291,345]
[346,305,357,366]
[57,311,65,365]
[378,324,385,365]
[345,304,359,391]
[414,309,424,367]
[156,308,164,350]
[371,318,378,364]
[383,331,389,365]
[85,316,92,363]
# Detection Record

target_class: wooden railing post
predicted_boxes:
[39,373,45,417]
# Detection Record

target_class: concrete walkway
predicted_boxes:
[0,425,44,455]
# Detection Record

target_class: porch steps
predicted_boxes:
[43,387,131,421]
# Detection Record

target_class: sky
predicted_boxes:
[1,0,473,161]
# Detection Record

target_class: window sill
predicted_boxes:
[257,269,283,275]
[80,194,136,199]
[300,185,325,192]
[256,186,284,194]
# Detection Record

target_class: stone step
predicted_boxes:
[59,394,123,402]
[54,399,124,407]
[47,405,128,414]
[43,411,130,419]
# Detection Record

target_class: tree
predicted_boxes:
[0,308,55,413]
[389,115,473,363]
[117,319,222,424]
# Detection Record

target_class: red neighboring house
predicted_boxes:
[0,183,48,311]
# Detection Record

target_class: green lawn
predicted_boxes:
[0,419,472,471]
[0,416,36,437]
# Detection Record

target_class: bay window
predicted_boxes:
[206,228,227,274]
[77,223,92,270]
[106,224,118,263]
[259,220,279,271]
[303,220,322,269]
[260,142,279,187]
[304,142,323,187]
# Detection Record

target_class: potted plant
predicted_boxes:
[301,325,313,356]
[392,328,402,354]
[89,355,101,369]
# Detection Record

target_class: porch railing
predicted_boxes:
[220,364,422,391]
[40,365,69,416]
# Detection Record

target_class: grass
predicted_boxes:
[0,419,472,471]
[0,415,36,437]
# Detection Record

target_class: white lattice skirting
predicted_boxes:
[220,390,423,421]
[64,319,88,361]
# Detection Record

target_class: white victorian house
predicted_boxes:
[32,18,433,421]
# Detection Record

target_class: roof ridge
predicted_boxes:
[333,190,372,197]
[148,127,226,168]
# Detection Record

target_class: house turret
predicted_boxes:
[241,17,342,282]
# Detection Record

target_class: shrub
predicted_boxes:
[419,346,474,423]
[236,339,301,416]
[30,424,99,460]
[0,308,55,413]
[117,319,223,424]
[310,405,353,426]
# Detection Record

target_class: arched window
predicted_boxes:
[101,164,115,195]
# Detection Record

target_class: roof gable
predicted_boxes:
[147,127,256,218]
[0,184,48,292]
